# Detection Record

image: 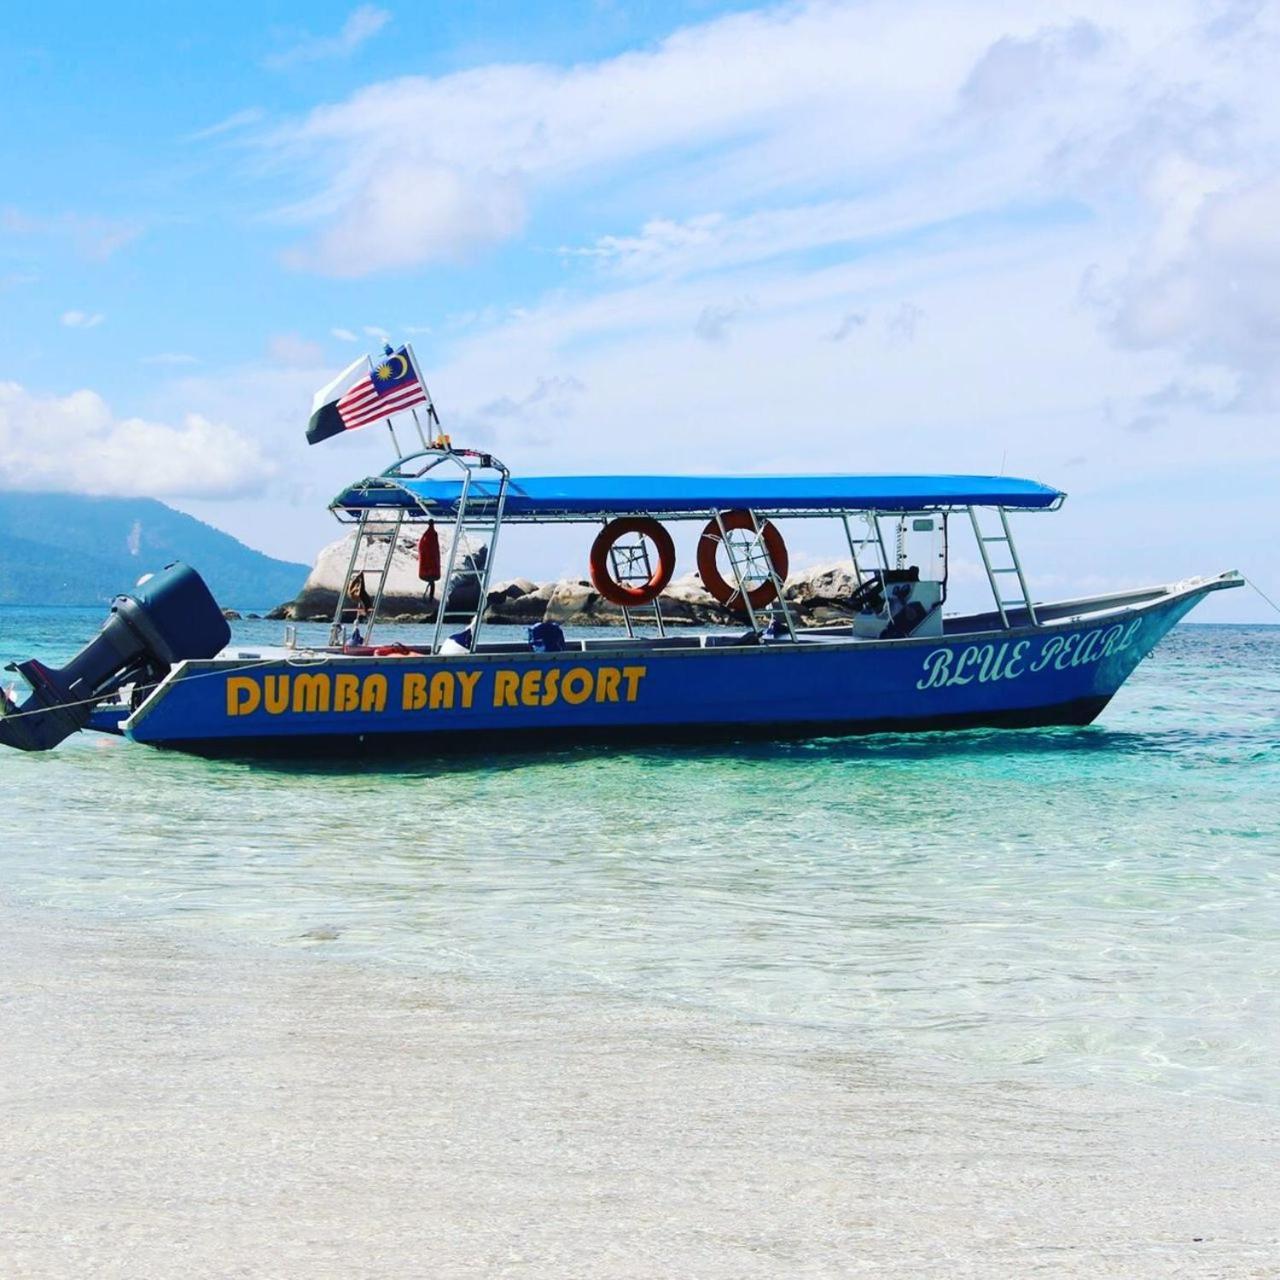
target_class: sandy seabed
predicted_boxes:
[1,901,1277,1279]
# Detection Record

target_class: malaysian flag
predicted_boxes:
[307,346,432,445]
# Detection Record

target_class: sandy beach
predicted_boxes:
[2,900,1276,1279]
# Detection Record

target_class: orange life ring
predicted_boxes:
[589,518,677,607]
[697,510,789,613]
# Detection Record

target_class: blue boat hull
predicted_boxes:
[120,580,1223,757]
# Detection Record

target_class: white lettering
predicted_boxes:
[947,648,982,686]
[917,623,1143,691]
[916,649,953,691]
[1003,639,1030,679]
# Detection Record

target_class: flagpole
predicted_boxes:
[366,351,403,458]
[409,406,429,451]
[405,343,443,444]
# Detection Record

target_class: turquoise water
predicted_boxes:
[2,608,1278,1103]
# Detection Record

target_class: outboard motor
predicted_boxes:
[0,562,230,752]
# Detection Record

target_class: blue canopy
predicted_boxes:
[334,472,1064,519]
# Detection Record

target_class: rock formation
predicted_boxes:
[283,522,482,622]
[275,537,868,629]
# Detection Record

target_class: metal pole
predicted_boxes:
[330,510,369,646]
[968,505,1008,629]
[362,509,403,647]
[404,344,440,442]
[999,507,1039,627]
[409,406,429,451]
[841,514,862,585]
[746,509,795,640]
[607,521,636,639]
[470,464,508,650]
[712,510,761,633]
[431,466,472,653]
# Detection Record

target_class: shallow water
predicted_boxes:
[2,607,1278,1103]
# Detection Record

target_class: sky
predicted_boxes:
[1,0,1278,619]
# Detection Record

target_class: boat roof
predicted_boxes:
[334,472,1065,519]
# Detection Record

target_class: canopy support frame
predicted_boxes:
[604,522,668,639]
[969,505,1039,629]
[710,508,797,641]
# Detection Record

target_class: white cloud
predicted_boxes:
[0,382,274,498]
[140,352,199,366]
[331,327,359,342]
[261,0,1280,300]
[266,332,326,367]
[3,208,141,262]
[562,199,997,282]
[1108,172,1280,408]
[266,5,391,70]
[60,309,104,329]
[267,0,1002,274]
[886,302,924,343]
[281,164,525,277]
[184,107,264,142]
[958,19,1108,115]
[694,299,752,343]
[133,0,1280,611]
[452,375,586,448]
[828,312,866,342]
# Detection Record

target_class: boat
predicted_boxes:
[0,441,1241,757]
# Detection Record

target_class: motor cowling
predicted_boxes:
[0,562,230,752]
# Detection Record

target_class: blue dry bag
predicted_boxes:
[528,622,567,653]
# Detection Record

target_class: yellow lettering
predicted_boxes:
[402,672,428,712]
[595,667,621,703]
[429,671,454,709]
[360,674,388,713]
[292,673,331,713]
[494,671,519,707]
[621,666,646,702]
[541,668,560,706]
[520,670,543,706]
[560,667,593,705]
[226,676,261,717]
[456,670,482,709]
[263,674,289,715]
[333,673,360,713]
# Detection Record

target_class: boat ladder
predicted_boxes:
[968,505,1039,628]
[329,508,406,647]
[430,459,510,653]
[712,509,796,640]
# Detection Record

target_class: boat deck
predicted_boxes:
[228,583,1195,667]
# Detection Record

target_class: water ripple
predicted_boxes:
[2,613,1279,1103]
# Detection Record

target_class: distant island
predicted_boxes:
[0,496,862,627]
[0,492,309,609]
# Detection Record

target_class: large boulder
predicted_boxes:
[286,522,479,622]
[543,580,628,626]
[277,528,870,629]
[785,562,860,619]
[660,572,736,625]
[484,580,555,624]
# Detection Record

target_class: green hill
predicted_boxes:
[0,493,309,608]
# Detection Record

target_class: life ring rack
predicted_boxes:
[588,517,677,608]
[697,509,790,613]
